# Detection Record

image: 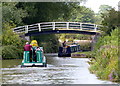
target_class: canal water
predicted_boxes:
[2,53,116,84]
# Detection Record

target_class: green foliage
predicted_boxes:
[90,28,119,81]
[94,13,103,24]
[68,6,95,23]
[58,33,91,40]
[2,45,23,59]
[17,2,94,53]
[68,39,74,42]
[90,7,119,81]
[1,2,97,59]
[17,2,95,24]
[94,5,114,25]
[98,5,112,14]
[31,34,59,53]
[79,42,91,51]
[58,33,92,50]
[3,22,19,46]
[17,2,79,24]
[2,2,27,59]
[101,9,119,35]
[2,22,26,59]
[16,2,95,54]
[2,2,27,25]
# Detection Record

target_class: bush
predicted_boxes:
[90,28,119,81]
[2,45,23,59]
[2,22,27,59]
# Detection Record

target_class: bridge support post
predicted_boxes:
[19,35,30,41]
[25,25,29,33]
[38,23,41,32]
[67,22,69,29]
[80,23,82,30]
[53,22,55,30]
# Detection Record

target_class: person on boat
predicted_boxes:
[62,41,66,47]
[30,40,38,47]
[62,41,67,53]
[36,47,43,52]
[30,40,39,62]
[24,42,32,62]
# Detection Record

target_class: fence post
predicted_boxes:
[25,25,28,33]
[67,22,69,29]
[38,23,41,32]
[53,22,55,30]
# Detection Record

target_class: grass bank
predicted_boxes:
[89,28,119,82]
[72,28,119,82]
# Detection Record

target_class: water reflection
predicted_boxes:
[2,53,116,84]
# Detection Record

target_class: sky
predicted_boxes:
[81,0,120,13]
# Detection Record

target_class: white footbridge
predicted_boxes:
[13,22,100,34]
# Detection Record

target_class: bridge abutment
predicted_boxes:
[25,36,30,41]
[91,34,101,51]
[19,35,30,41]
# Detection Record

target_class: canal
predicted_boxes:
[2,53,116,84]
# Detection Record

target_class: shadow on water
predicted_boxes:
[1,53,116,84]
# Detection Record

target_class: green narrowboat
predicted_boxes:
[21,47,47,67]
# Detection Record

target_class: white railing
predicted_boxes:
[13,22,99,33]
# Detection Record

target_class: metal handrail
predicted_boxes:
[13,22,99,33]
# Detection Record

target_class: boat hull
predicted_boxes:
[21,63,47,67]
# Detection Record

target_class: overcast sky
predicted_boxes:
[81,0,120,13]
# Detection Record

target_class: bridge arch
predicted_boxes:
[25,30,100,36]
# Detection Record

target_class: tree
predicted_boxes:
[94,5,113,24]
[101,9,119,35]
[31,34,59,53]
[69,6,95,23]
[2,22,26,59]
[98,5,112,14]
[16,2,89,53]
[2,2,27,26]
[2,2,27,59]
[17,2,80,24]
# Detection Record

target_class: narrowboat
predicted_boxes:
[58,44,80,57]
[21,47,47,67]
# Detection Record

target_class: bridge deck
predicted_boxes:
[13,22,101,35]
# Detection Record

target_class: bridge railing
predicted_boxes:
[13,22,99,33]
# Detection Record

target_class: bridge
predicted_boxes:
[13,22,101,36]
[13,22,101,50]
